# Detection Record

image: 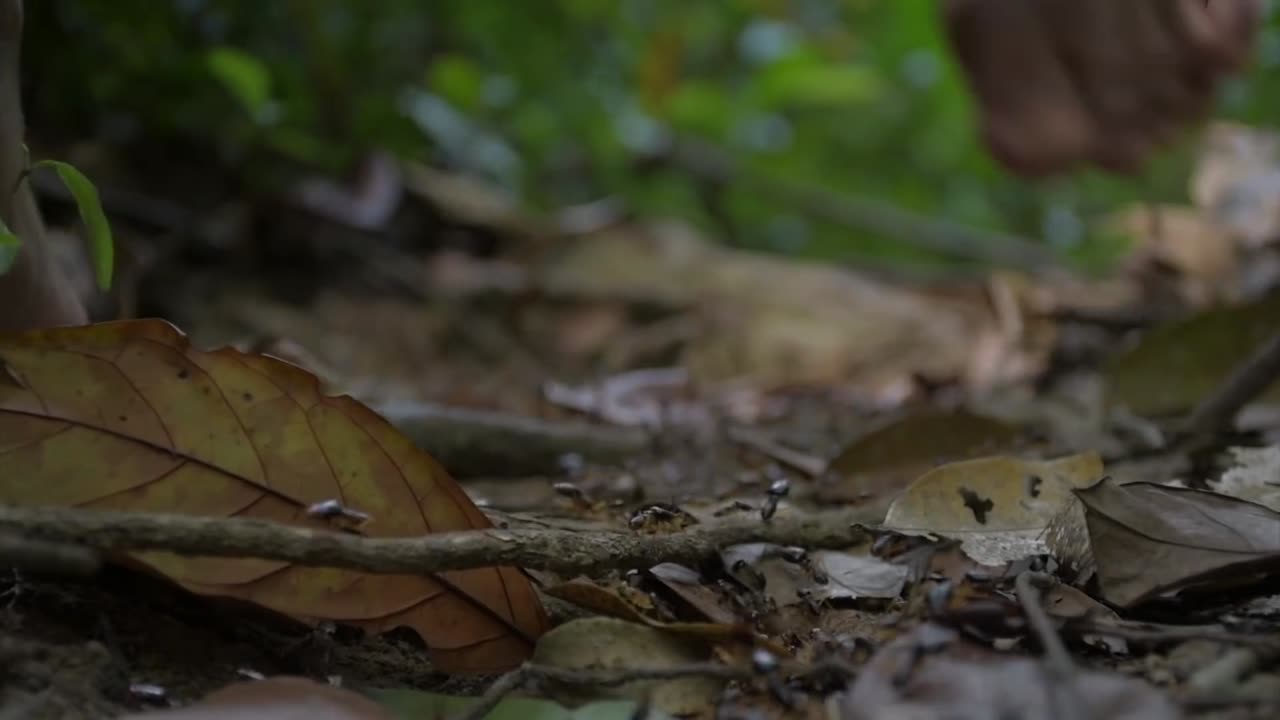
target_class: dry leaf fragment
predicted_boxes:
[544,578,787,656]
[1075,478,1280,608]
[0,319,548,672]
[648,562,741,625]
[720,543,906,608]
[544,579,655,624]
[815,550,909,601]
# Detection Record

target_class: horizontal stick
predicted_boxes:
[0,503,879,576]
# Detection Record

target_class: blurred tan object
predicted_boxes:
[963,272,1056,392]
[401,161,552,242]
[540,219,1027,392]
[1107,204,1239,307]
[1192,122,1280,249]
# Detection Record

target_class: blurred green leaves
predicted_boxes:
[206,46,274,123]
[752,54,880,109]
[429,55,487,112]
[19,1,1280,272]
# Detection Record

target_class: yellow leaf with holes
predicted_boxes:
[882,453,1104,564]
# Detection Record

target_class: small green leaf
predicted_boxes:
[33,160,113,290]
[206,46,273,121]
[0,217,21,276]
[428,54,485,111]
[753,53,881,109]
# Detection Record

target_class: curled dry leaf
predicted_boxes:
[1075,478,1280,608]
[0,319,548,672]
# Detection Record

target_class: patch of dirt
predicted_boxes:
[0,567,489,718]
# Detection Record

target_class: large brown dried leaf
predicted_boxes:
[1076,478,1280,608]
[0,319,548,672]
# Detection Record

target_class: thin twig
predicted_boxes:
[726,426,827,477]
[1015,572,1075,675]
[454,664,532,720]
[652,136,1059,272]
[1179,330,1280,445]
[376,400,651,478]
[1015,571,1085,720]
[0,504,878,577]
[453,662,750,720]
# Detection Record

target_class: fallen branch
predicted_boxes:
[727,426,828,477]
[649,136,1059,272]
[377,401,652,478]
[1178,330,1280,445]
[0,504,878,577]
[1016,571,1086,720]
[0,531,100,577]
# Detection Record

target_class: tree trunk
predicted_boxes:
[0,0,87,333]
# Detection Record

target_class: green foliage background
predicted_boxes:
[20,0,1280,272]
